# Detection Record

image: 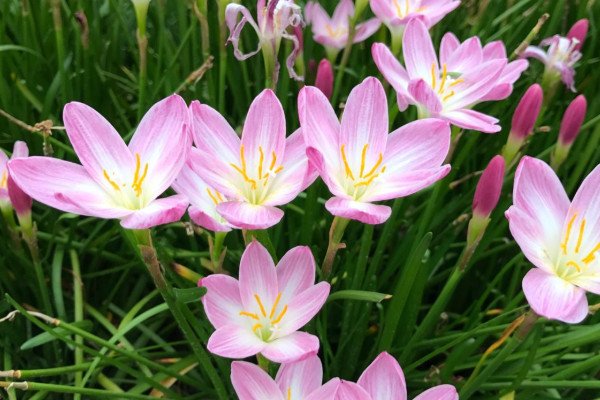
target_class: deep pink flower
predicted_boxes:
[472,155,505,219]
[8,96,190,229]
[1,141,32,217]
[334,352,458,400]
[299,77,450,225]
[231,356,340,400]
[559,95,587,146]
[315,58,334,99]
[370,0,460,35]
[506,156,600,323]
[373,19,519,133]
[510,84,543,140]
[189,90,316,230]
[200,242,330,363]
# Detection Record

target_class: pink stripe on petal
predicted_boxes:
[216,201,284,230]
[413,385,458,400]
[445,37,483,72]
[279,282,330,336]
[7,175,32,217]
[188,147,242,201]
[119,194,188,229]
[276,246,316,303]
[276,355,323,400]
[325,197,392,224]
[231,362,285,400]
[207,324,266,359]
[200,274,243,329]
[11,141,28,159]
[261,331,319,363]
[482,41,507,60]
[403,19,438,82]
[238,241,278,315]
[357,352,407,400]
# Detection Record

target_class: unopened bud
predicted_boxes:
[503,84,543,164]
[131,0,152,37]
[315,59,333,100]
[567,19,588,52]
[552,95,587,171]
[468,156,505,245]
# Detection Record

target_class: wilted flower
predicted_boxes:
[315,58,334,99]
[506,156,600,324]
[552,95,587,170]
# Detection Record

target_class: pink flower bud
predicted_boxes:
[559,95,587,146]
[510,84,543,140]
[567,19,588,52]
[7,141,32,217]
[472,155,506,218]
[315,58,333,100]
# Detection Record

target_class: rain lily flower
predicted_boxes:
[190,89,316,230]
[315,58,334,99]
[506,156,600,324]
[200,242,330,363]
[334,351,459,400]
[231,356,340,400]
[298,76,451,225]
[552,95,587,170]
[8,95,190,229]
[226,0,305,82]
[1,141,32,218]
[305,0,380,59]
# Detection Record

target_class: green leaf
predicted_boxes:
[173,287,207,304]
[20,320,93,350]
[327,290,391,303]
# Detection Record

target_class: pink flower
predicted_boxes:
[299,76,451,225]
[7,95,190,229]
[472,155,505,219]
[334,352,458,400]
[1,141,32,217]
[370,0,460,35]
[373,19,524,133]
[506,156,600,323]
[305,0,380,54]
[315,58,334,99]
[189,90,316,230]
[226,0,305,81]
[200,242,330,363]
[558,95,587,147]
[231,356,340,400]
[567,19,588,52]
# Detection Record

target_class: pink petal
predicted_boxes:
[7,157,130,219]
[364,167,450,203]
[231,361,285,400]
[419,0,460,27]
[279,282,330,335]
[478,83,513,102]
[200,274,243,329]
[499,59,529,84]
[11,141,28,159]
[407,79,443,113]
[261,331,319,363]
[354,19,381,43]
[482,41,507,60]
[413,385,459,400]
[331,0,354,27]
[439,32,460,65]
[521,46,549,63]
[207,324,266,359]
[190,101,240,165]
[522,269,588,324]
[276,355,323,399]
[325,197,392,224]
[189,207,233,232]
[7,175,32,217]
[306,379,341,400]
[305,147,347,198]
[445,37,483,72]
[276,246,316,303]
[216,201,284,230]
[369,0,396,26]
[357,352,407,400]
[567,19,588,52]
[403,19,438,82]
[238,241,279,316]
[315,59,334,100]
[62,102,135,190]
[447,60,507,108]
[128,94,190,200]
[187,145,241,202]
[225,3,262,61]
[442,109,500,133]
[335,381,372,400]
[372,43,410,99]
[119,194,188,229]
[305,2,329,27]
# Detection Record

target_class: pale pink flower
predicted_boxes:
[506,156,600,323]
[373,19,525,133]
[298,76,450,225]
[1,141,32,216]
[370,0,460,35]
[231,356,340,400]
[200,242,330,363]
[8,95,190,229]
[305,0,380,53]
[189,90,316,230]
[334,352,458,400]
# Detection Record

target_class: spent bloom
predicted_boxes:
[1,141,32,218]
[190,90,316,230]
[305,0,380,59]
[315,58,334,100]
[506,156,600,324]
[226,0,305,81]
[200,242,330,363]
[299,77,451,225]
[231,356,340,400]
[334,352,459,400]
[8,95,190,229]
[373,19,521,133]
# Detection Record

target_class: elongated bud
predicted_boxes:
[567,19,588,52]
[131,0,152,37]
[315,59,333,100]
[551,95,587,171]
[503,84,543,164]
[468,156,505,245]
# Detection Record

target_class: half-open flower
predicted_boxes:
[506,156,600,323]
[334,352,459,400]
[1,141,32,217]
[373,19,512,133]
[231,356,340,400]
[8,95,190,229]
[190,89,316,230]
[200,242,330,363]
[299,77,450,225]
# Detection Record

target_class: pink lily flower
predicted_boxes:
[190,89,316,230]
[200,242,330,363]
[8,95,191,229]
[298,76,451,225]
[373,19,517,133]
[1,141,32,217]
[506,156,600,324]
[226,0,305,81]
[370,0,460,35]
[334,352,458,400]
[231,356,340,400]
[305,0,380,57]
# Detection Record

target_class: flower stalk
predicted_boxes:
[322,216,350,279]
[132,0,150,119]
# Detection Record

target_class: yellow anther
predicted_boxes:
[583,242,600,264]
[206,188,220,205]
[443,91,455,101]
[381,166,387,173]
[561,214,577,254]
[340,145,355,180]
[575,219,586,253]
[258,146,264,179]
[287,388,291,400]
[438,63,448,94]
[131,153,149,197]
[103,170,121,192]
[449,78,465,87]
[239,311,259,320]
[405,0,409,16]
[354,174,379,188]
[431,63,436,90]
[230,163,257,189]
[216,191,224,202]
[269,151,277,170]
[252,323,263,332]
[566,260,581,273]
[240,145,247,172]
[270,292,282,319]
[415,6,427,12]
[254,294,267,317]
[363,153,383,179]
[392,0,403,17]
[0,171,7,188]
[274,166,284,174]
[271,305,288,324]
[359,144,369,178]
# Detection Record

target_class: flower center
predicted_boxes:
[392,0,427,18]
[556,213,600,280]
[102,152,149,209]
[325,24,347,39]
[0,171,7,188]
[229,145,284,205]
[340,144,386,200]
[238,292,288,342]
[430,63,465,103]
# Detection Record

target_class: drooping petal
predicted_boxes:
[216,201,284,230]
[279,282,330,335]
[325,197,392,224]
[128,94,190,201]
[413,385,459,400]
[200,274,243,329]
[305,379,341,400]
[119,194,189,229]
[357,352,407,400]
[260,331,319,363]
[335,381,372,400]
[521,46,549,63]
[442,109,500,133]
[238,241,278,316]
[231,362,285,400]
[372,43,411,100]
[207,324,266,359]
[225,3,262,61]
[276,246,316,304]
[522,269,588,324]
[276,355,323,400]
[407,79,443,113]
[403,19,438,82]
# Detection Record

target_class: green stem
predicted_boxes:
[331,16,357,105]
[0,381,168,399]
[52,0,68,104]
[321,216,351,279]
[262,42,277,90]
[211,231,227,273]
[391,29,404,56]
[137,30,148,120]
[25,226,53,315]
[70,250,84,400]
[218,0,228,113]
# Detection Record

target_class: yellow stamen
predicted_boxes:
[431,63,436,90]
[252,323,263,332]
[561,214,577,254]
[216,191,224,202]
[133,153,141,188]
[443,91,455,101]
[381,166,387,173]
[354,174,379,188]
[438,63,448,94]
[239,311,259,320]
[271,305,288,324]
[206,188,219,205]
[230,163,257,189]
[363,153,383,179]
[269,292,282,319]
[359,144,369,178]
[575,219,586,253]
[103,170,121,191]
[583,242,600,264]
[0,171,7,188]
[254,294,267,317]
[415,6,427,12]
[258,146,264,179]
[566,260,581,273]
[240,145,247,172]
[287,388,291,400]
[131,153,149,197]
[405,0,409,16]
[134,163,148,197]
[274,166,284,174]
[449,78,465,87]
[392,0,403,17]
[269,151,277,170]
[340,145,355,180]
